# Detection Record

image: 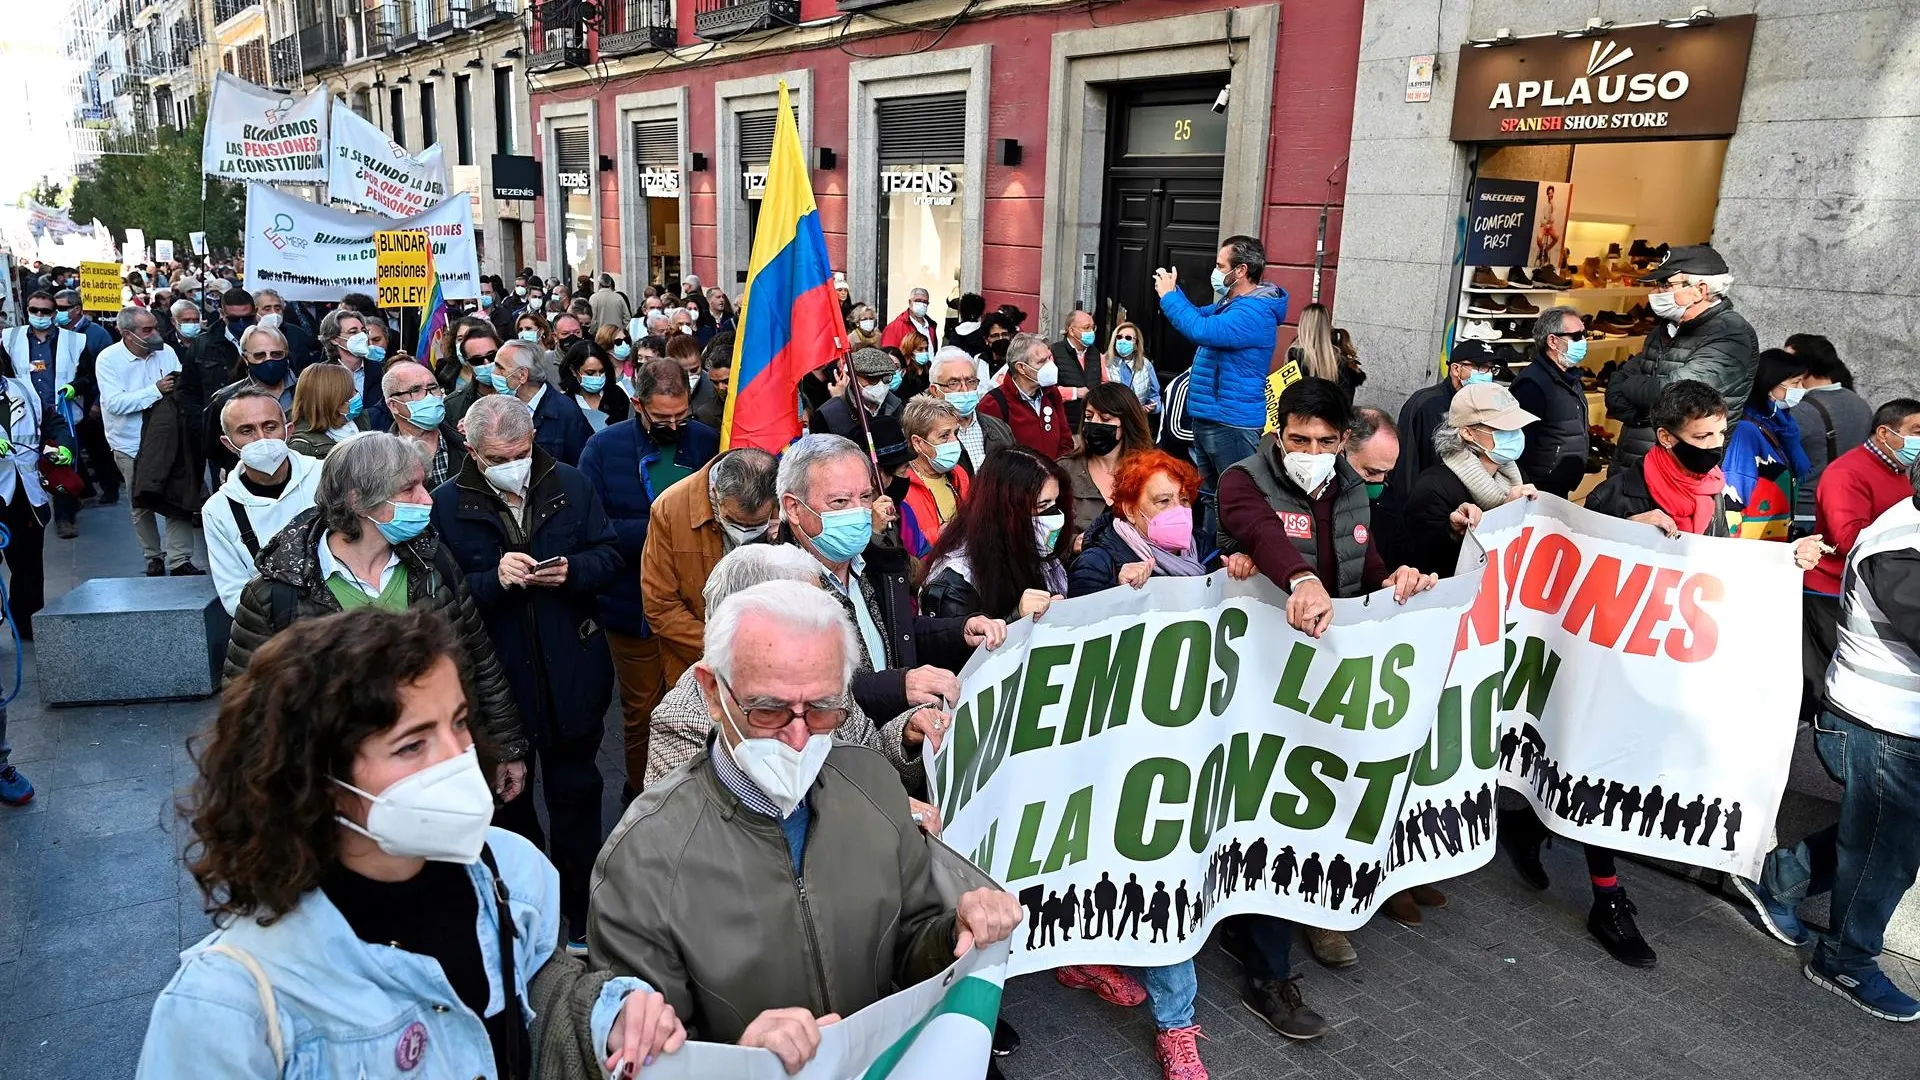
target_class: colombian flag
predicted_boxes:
[721,81,846,451]
[414,240,448,360]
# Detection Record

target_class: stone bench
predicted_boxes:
[32,577,229,705]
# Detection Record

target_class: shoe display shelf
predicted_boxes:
[1454,268,1652,357]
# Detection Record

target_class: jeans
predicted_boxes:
[1128,960,1197,1030]
[1225,914,1295,982]
[1189,419,1262,552]
[493,726,606,939]
[1778,711,1920,974]
[0,701,10,769]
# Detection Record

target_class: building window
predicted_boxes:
[493,66,515,154]
[351,86,371,120]
[554,126,593,277]
[453,74,473,165]
[737,104,798,276]
[875,93,966,319]
[391,87,406,144]
[420,84,436,147]
[632,116,682,288]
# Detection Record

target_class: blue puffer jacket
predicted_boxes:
[1160,283,1288,428]
[577,418,720,636]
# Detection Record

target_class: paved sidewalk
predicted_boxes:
[3,500,1919,1079]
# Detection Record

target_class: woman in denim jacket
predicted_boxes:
[139,608,685,1079]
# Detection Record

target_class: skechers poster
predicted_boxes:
[1465,179,1572,269]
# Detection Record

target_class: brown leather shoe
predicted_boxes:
[1383,890,1422,927]
[1505,294,1540,315]
[1410,884,1448,908]
[1471,266,1504,289]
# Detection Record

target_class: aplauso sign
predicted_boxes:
[1451,16,1754,143]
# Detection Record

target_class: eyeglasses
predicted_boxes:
[391,383,443,402]
[246,350,289,361]
[720,674,849,734]
[642,411,691,431]
[936,377,981,391]
[26,307,53,316]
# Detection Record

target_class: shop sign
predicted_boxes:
[557,171,591,190]
[743,170,767,199]
[881,166,960,206]
[641,167,681,198]
[1464,178,1571,268]
[491,153,543,200]
[1451,15,1754,143]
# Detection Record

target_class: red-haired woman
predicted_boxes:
[1070,449,1255,595]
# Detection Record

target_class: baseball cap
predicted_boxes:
[1449,382,1539,431]
[1450,340,1500,368]
[1636,243,1729,284]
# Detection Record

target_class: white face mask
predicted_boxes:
[1648,288,1689,323]
[910,301,929,318]
[860,381,891,407]
[686,370,701,390]
[1283,451,1338,494]
[483,456,532,496]
[258,312,283,330]
[344,330,372,358]
[1032,361,1059,389]
[719,695,832,819]
[857,318,876,334]
[332,747,495,864]
[1034,511,1066,554]
[720,518,771,549]
[235,436,290,475]
[327,422,358,442]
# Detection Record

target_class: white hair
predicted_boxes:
[169,298,201,321]
[775,433,867,510]
[495,339,541,372]
[464,392,535,447]
[702,544,825,615]
[1674,272,1733,298]
[929,345,977,382]
[703,578,857,688]
[237,325,287,355]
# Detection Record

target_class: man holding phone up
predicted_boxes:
[429,394,625,953]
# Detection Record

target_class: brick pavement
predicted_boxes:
[3,500,1919,1079]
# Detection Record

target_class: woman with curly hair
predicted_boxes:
[140,608,685,1078]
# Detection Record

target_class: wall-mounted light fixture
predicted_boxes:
[815,147,837,170]
[1469,27,1517,48]
[1662,7,1715,27]
[997,138,1021,167]
[1561,18,1612,39]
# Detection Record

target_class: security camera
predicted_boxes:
[1212,83,1231,114]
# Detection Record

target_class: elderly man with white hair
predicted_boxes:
[165,296,203,353]
[489,337,593,466]
[1605,243,1758,474]
[202,323,298,478]
[432,392,621,953]
[777,433,1006,722]
[95,305,199,575]
[925,345,1014,476]
[590,577,1022,1073]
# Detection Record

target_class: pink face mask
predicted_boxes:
[1146,504,1194,552]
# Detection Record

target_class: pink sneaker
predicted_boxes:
[1154,1025,1210,1080]
[1055,964,1147,1007]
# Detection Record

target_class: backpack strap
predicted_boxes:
[203,943,286,1072]
[1803,393,1839,464]
[478,844,528,1080]
[227,496,261,559]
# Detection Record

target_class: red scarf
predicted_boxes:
[1642,444,1723,535]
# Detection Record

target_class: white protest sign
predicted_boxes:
[124,228,146,264]
[931,495,1801,975]
[1477,496,1801,880]
[326,99,451,218]
[189,232,208,256]
[202,72,328,183]
[153,239,174,264]
[242,183,480,301]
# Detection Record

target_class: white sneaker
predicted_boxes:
[1460,319,1499,342]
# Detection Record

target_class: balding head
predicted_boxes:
[461,393,536,464]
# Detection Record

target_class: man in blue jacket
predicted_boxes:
[1155,235,1288,539]
[493,338,591,465]
[579,356,720,798]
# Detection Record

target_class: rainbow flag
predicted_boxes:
[414,239,448,360]
[720,81,845,451]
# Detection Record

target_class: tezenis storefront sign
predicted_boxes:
[1451,15,1754,143]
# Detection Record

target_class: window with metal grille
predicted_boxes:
[632,118,677,166]
[390,87,406,144]
[737,103,799,166]
[453,74,473,164]
[876,93,965,164]
[555,127,590,172]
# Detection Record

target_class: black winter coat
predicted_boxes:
[130,393,204,521]
[1384,377,1456,517]
[1400,465,1475,577]
[1509,359,1589,498]
[1605,299,1758,474]
[179,324,243,448]
[222,508,530,760]
[430,450,621,747]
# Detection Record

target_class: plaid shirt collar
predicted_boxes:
[1866,436,1903,474]
[707,729,783,818]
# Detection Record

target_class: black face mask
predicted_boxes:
[557,334,580,350]
[646,422,683,447]
[1082,422,1121,457]
[989,338,1010,357]
[1666,437,1725,474]
[885,474,912,504]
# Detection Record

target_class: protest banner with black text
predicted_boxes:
[327,100,450,219]
[201,73,328,183]
[242,183,480,302]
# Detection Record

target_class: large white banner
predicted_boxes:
[929,495,1800,976]
[326,99,451,218]
[242,183,481,301]
[202,72,328,183]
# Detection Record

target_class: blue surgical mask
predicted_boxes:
[929,439,963,473]
[54,310,71,327]
[803,503,873,564]
[1078,330,1095,347]
[945,389,981,417]
[1784,386,1808,409]
[580,374,606,393]
[517,329,540,343]
[1488,429,1526,465]
[405,394,445,430]
[366,344,387,364]
[1465,371,1494,386]
[1114,339,1135,358]
[1563,338,1588,365]
[888,370,905,392]
[178,321,203,338]
[489,367,515,394]
[27,314,51,331]
[1210,268,1229,294]
[471,362,492,385]
[913,350,930,366]
[480,294,494,308]
[612,342,633,360]
[346,394,363,421]
[1893,433,1920,467]
[370,499,432,544]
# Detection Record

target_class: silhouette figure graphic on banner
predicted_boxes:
[1300,852,1325,903]
[1175,880,1190,941]
[1120,873,1146,940]
[1242,837,1268,894]
[1328,854,1353,908]
[1093,872,1118,939]
[1272,845,1297,895]
[1148,882,1172,943]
